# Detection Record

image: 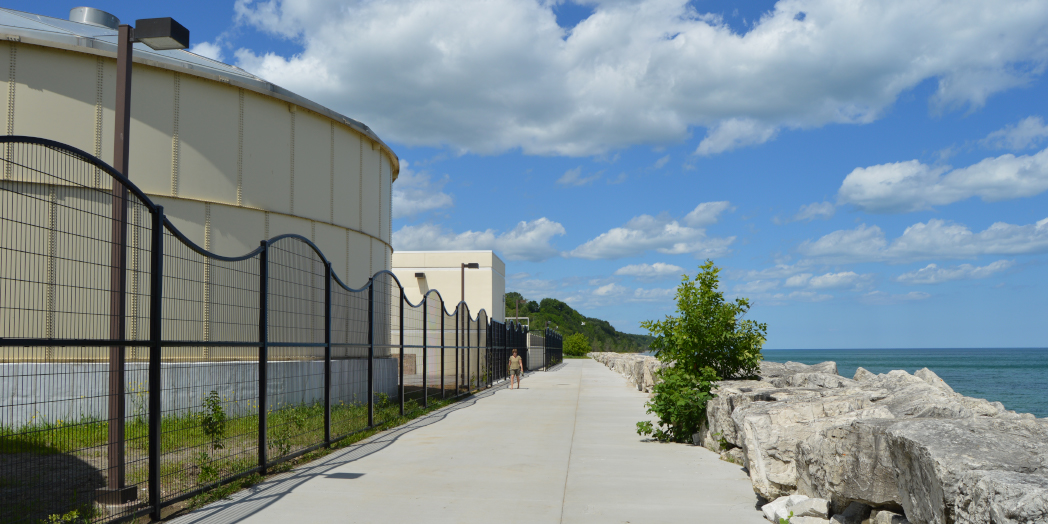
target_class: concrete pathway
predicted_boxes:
[172,359,768,524]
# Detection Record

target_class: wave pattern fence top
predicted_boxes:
[0,136,564,524]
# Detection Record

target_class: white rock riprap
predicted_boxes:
[587,352,667,393]
[588,352,1046,524]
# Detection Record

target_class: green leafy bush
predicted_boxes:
[563,332,590,357]
[200,390,227,452]
[641,260,766,381]
[637,260,767,442]
[636,366,717,442]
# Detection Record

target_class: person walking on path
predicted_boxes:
[508,349,523,389]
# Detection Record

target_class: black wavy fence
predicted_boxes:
[0,136,562,523]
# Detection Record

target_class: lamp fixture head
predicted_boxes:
[134,17,190,50]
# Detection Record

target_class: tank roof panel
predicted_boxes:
[0,7,398,177]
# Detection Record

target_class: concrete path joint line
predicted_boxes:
[558,368,583,524]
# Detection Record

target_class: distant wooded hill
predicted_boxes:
[504,292,652,353]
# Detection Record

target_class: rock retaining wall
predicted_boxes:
[589,352,1048,524]
[588,352,667,393]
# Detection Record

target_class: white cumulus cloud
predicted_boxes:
[392,164,453,218]
[750,290,834,305]
[614,262,686,280]
[567,203,734,259]
[190,41,225,62]
[735,279,780,294]
[683,201,733,227]
[799,217,1048,263]
[229,0,1048,156]
[783,271,871,290]
[392,217,565,261]
[557,166,600,186]
[860,290,931,305]
[837,147,1048,213]
[894,260,1015,284]
[695,118,778,156]
[981,116,1048,150]
[567,282,676,308]
[791,201,836,222]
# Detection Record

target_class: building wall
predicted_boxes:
[391,251,506,322]
[2,40,395,290]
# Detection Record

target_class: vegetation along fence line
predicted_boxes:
[0,136,563,524]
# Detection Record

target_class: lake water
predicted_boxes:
[763,348,1048,418]
[638,347,1048,417]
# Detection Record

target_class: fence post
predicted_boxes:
[258,240,269,474]
[440,301,445,400]
[422,297,428,408]
[546,328,551,371]
[486,321,491,388]
[399,287,405,417]
[454,306,459,395]
[147,206,164,520]
[367,279,374,427]
[324,261,332,446]
[465,309,471,393]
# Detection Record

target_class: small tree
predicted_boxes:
[642,260,766,381]
[563,332,590,357]
[637,260,767,442]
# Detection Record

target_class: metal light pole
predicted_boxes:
[459,263,478,389]
[460,262,479,306]
[102,15,189,506]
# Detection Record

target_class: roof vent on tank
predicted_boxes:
[68,7,119,29]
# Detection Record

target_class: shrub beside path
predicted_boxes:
[171,359,766,524]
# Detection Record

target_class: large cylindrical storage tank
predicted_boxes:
[0,7,397,286]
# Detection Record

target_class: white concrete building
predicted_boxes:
[392,251,506,322]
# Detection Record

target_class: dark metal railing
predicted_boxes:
[0,136,558,524]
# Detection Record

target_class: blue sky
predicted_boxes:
[23,0,1048,348]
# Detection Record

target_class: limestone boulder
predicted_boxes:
[867,509,910,524]
[771,372,859,389]
[885,417,1048,524]
[867,371,974,419]
[913,368,954,395]
[699,379,780,450]
[796,419,901,510]
[792,497,830,518]
[792,518,832,524]
[760,360,838,379]
[762,494,811,522]
[853,367,876,382]
[733,391,894,500]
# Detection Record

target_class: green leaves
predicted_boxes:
[641,260,766,381]
[637,260,767,443]
[200,390,227,452]
[636,366,717,442]
[563,332,590,356]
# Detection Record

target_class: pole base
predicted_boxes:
[97,485,138,505]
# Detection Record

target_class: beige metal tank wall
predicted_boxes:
[0,182,153,361]
[2,41,394,282]
[1,40,398,363]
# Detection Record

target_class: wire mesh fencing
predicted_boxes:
[0,136,555,523]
